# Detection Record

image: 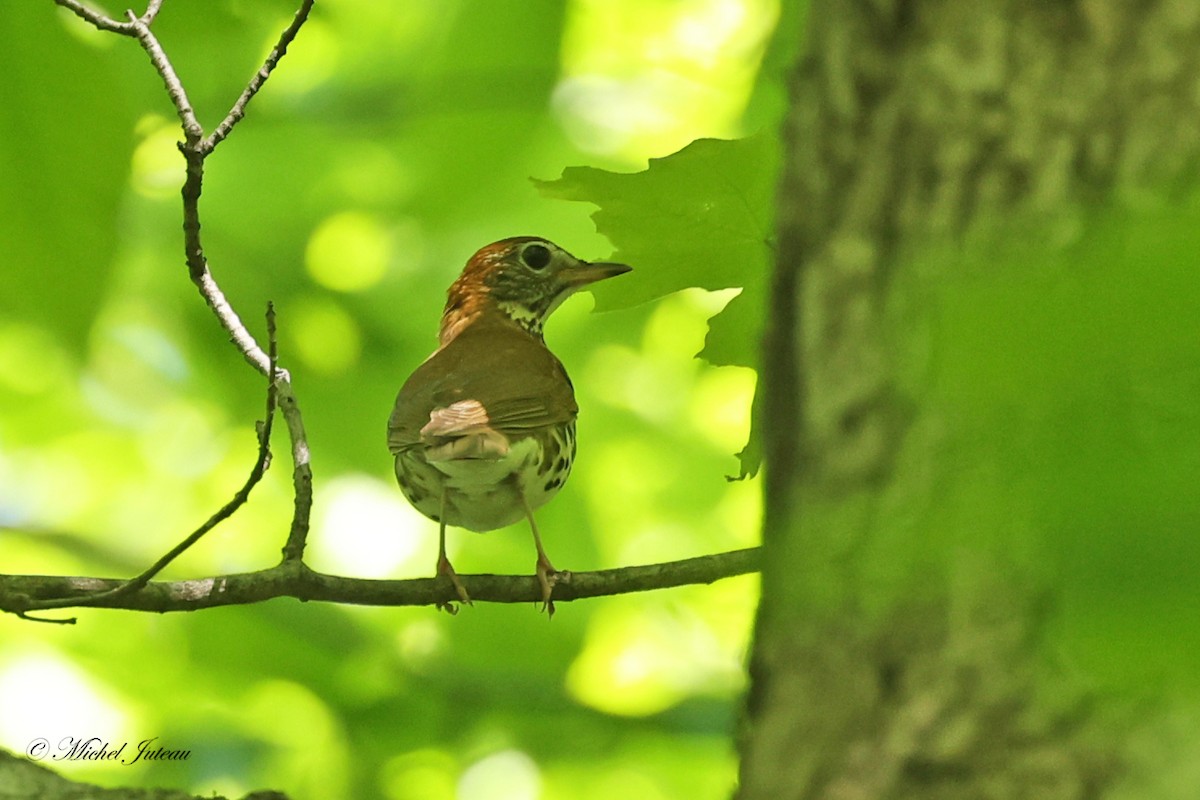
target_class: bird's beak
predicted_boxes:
[559,260,633,288]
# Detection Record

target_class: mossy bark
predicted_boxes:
[739,2,1200,797]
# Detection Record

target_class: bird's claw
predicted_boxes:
[537,564,570,618]
[436,557,472,613]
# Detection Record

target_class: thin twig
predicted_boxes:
[52,1,163,34]
[277,380,314,562]
[31,0,747,626]
[41,0,318,610]
[0,548,762,615]
[19,306,282,614]
[142,0,163,24]
[124,12,204,144]
[52,0,134,34]
[108,0,319,561]
[204,0,317,153]
[17,610,77,625]
[89,2,282,377]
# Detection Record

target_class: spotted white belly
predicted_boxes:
[394,435,567,532]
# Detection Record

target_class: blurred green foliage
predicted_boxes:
[0,1,775,798]
[7,1,1195,797]
[877,199,1200,792]
[909,202,1200,693]
[0,7,134,345]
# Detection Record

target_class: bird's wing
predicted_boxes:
[387,323,577,457]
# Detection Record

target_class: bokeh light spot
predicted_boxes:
[457,750,541,800]
[556,0,778,160]
[263,16,339,96]
[382,749,457,800]
[569,605,693,716]
[688,365,755,453]
[306,211,393,292]
[240,680,349,798]
[287,296,362,375]
[309,474,427,579]
[0,650,131,750]
[130,116,182,199]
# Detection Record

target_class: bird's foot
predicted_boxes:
[536,558,569,618]
[436,555,472,614]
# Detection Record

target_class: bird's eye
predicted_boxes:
[521,243,552,270]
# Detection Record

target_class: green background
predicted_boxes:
[0,2,775,798]
[3,1,1200,798]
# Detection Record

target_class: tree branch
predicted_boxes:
[34,2,751,627]
[12,306,282,622]
[60,0,320,563]
[52,0,161,34]
[35,1,320,621]
[0,548,761,614]
[204,0,316,154]
[124,11,204,144]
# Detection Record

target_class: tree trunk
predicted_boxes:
[739,1,1200,797]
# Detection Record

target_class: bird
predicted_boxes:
[387,237,631,613]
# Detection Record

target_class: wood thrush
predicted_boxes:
[388,237,631,612]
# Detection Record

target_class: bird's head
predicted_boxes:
[440,237,632,344]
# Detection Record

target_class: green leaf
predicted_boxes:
[535,135,778,477]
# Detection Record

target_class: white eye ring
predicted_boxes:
[521,243,552,270]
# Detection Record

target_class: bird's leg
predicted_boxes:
[521,494,559,616]
[436,487,471,611]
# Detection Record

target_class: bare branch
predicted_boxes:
[37,0,728,626]
[17,306,282,616]
[44,0,320,610]
[204,0,317,153]
[277,380,314,563]
[123,12,204,144]
[52,0,134,34]
[142,0,163,24]
[15,609,76,625]
[0,549,762,616]
[108,1,320,562]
